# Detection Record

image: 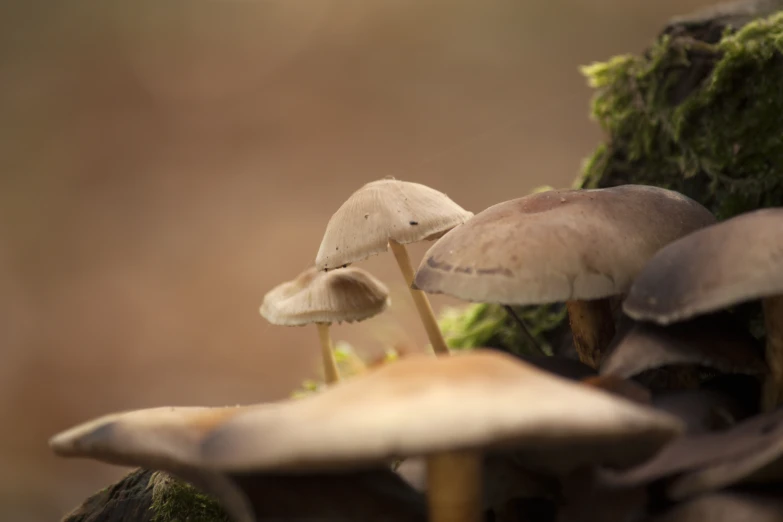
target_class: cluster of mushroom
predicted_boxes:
[48,180,783,522]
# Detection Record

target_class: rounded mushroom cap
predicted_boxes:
[260,266,390,326]
[413,185,715,305]
[200,350,683,474]
[623,208,783,324]
[315,179,473,270]
[600,314,767,379]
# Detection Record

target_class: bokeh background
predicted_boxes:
[1,1,720,520]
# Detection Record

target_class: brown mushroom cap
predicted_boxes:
[600,314,767,379]
[200,350,683,474]
[413,185,715,304]
[260,266,390,326]
[623,208,783,324]
[604,408,783,497]
[315,179,473,270]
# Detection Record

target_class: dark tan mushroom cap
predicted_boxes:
[412,185,715,304]
[605,408,783,498]
[200,350,683,474]
[315,179,473,270]
[623,208,783,325]
[600,314,767,379]
[260,266,390,326]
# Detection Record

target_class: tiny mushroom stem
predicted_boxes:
[566,298,616,369]
[426,449,483,522]
[316,323,341,385]
[761,295,783,412]
[503,305,545,356]
[389,239,450,355]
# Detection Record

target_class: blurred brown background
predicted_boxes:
[0,1,717,520]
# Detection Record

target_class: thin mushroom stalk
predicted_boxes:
[566,298,616,369]
[761,295,783,411]
[503,305,545,356]
[316,323,341,385]
[389,239,450,355]
[426,449,483,522]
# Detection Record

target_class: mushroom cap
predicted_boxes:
[49,406,256,522]
[623,208,783,324]
[49,408,427,522]
[260,265,390,326]
[413,185,715,305]
[315,179,473,270]
[200,350,683,474]
[49,406,245,468]
[605,408,783,496]
[600,314,767,379]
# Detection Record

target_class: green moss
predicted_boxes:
[150,472,230,522]
[439,302,568,356]
[577,12,783,220]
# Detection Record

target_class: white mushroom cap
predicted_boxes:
[413,185,715,304]
[315,179,473,271]
[260,266,390,326]
[199,350,684,474]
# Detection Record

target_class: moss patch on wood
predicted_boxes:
[577,11,783,220]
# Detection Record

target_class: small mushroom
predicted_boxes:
[413,185,715,368]
[48,407,427,522]
[600,313,767,381]
[315,178,473,355]
[260,265,390,384]
[199,350,683,522]
[622,208,783,410]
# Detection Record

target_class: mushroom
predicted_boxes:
[622,208,783,410]
[48,406,427,522]
[198,350,683,522]
[260,265,390,384]
[413,185,715,368]
[315,178,473,355]
[603,407,783,501]
[600,313,767,381]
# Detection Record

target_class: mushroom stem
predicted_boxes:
[566,298,616,369]
[426,449,483,522]
[761,295,783,411]
[503,305,545,356]
[389,240,450,355]
[316,323,340,385]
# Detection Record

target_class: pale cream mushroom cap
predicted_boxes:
[49,406,245,468]
[624,208,783,324]
[260,266,390,326]
[199,350,684,474]
[315,179,473,270]
[49,406,255,522]
[413,185,715,304]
